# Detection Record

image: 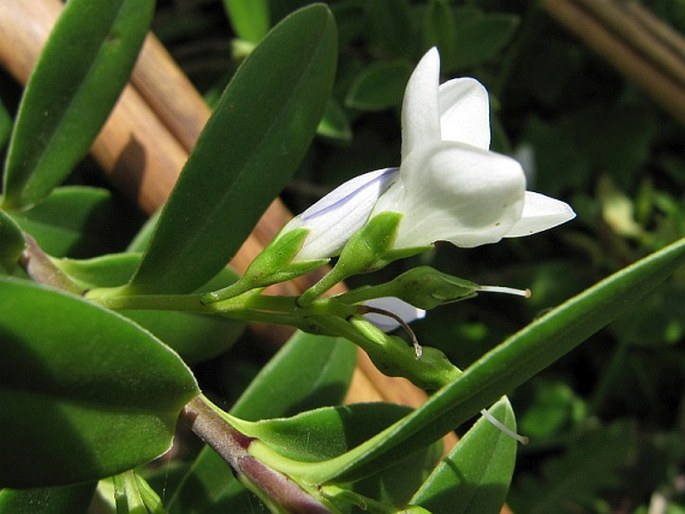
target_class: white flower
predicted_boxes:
[280,167,398,261]
[284,47,574,262]
[371,47,575,249]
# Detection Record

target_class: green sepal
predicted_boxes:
[299,212,430,304]
[204,228,328,303]
[0,210,25,273]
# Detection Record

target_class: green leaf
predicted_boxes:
[9,186,131,258]
[239,404,413,463]
[345,61,412,111]
[125,4,338,295]
[1,0,154,209]
[223,0,270,43]
[451,14,519,71]
[0,483,96,514]
[410,397,517,514]
[56,253,142,289]
[317,99,352,143]
[509,421,635,513]
[0,278,199,487]
[365,0,415,57]
[518,379,587,440]
[231,331,357,421]
[423,0,458,71]
[0,210,24,273]
[266,236,685,483]
[0,98,11,151]
[125,309,244,365]
[126,210,161,253]
[240,404,442,509]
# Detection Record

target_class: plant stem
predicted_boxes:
[180,395,331,514]
[19,235,84,294]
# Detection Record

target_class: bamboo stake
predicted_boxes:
[543,0,685,125]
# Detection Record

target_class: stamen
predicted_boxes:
[477,285,531,298]
[480,408,529,444]
[360,305,423,358]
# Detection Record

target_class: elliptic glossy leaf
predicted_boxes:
[126,5,338,294]
[0,210,24,273]
[410,397,517,514]
[0,483,96,514]
[0,279,199,487]
[267,236,685,483]
[2,0,154,209]
[10,186,132,258]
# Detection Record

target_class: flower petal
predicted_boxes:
[284,168,399,261]
[401,48,441,160]
[363,297,426,332]
[504,191,576,238]
[439,77,491,149]
[374,143,526,249]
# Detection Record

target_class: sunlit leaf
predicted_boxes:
[231,331,357,421]
[2,0,154,209]
[411,397,517,514]
[0,279,198,487]
[125,4,337,294]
